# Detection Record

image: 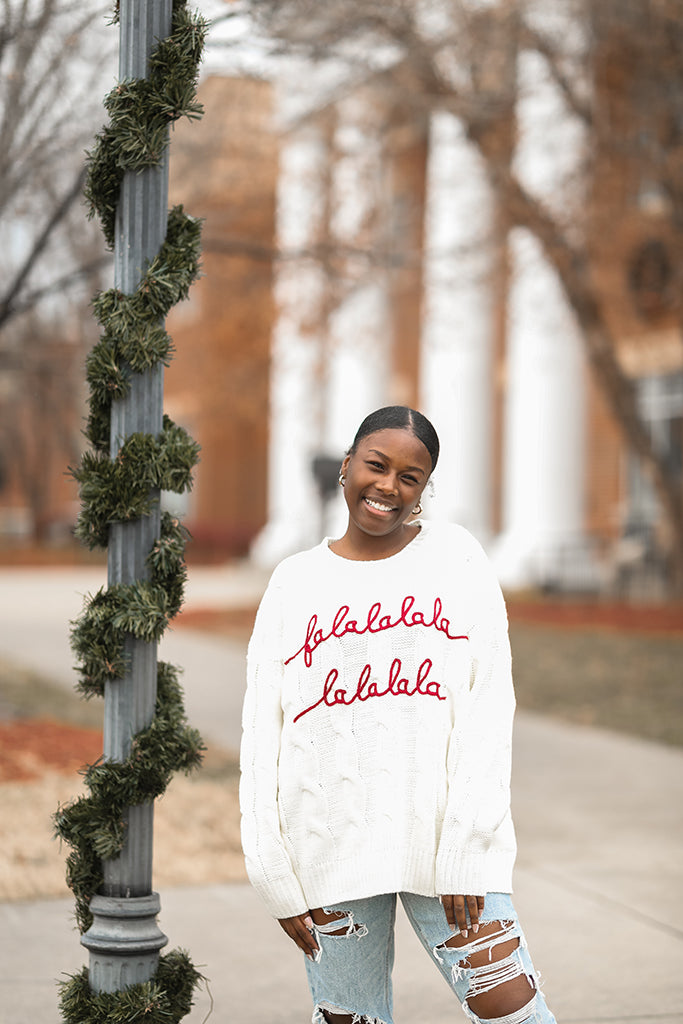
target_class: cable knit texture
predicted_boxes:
[239,521,517,919]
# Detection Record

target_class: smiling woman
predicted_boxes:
[334,406,439,561]
[240,406,557,1024]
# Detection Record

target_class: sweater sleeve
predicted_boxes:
[435,532,516,896]
[239,569,309,918]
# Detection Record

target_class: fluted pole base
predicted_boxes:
[82,893,168,993]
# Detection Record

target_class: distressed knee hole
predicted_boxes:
[311,907,368,938]
[463,945,534,995]
[436,919,518,964]
[434,919,537,1021]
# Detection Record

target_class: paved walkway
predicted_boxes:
[1,564,682,1023]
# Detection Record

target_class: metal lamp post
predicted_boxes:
[81,0,172,992]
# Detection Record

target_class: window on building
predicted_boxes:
[625,370,683,533]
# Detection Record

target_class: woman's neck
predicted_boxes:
[329,522,421,561]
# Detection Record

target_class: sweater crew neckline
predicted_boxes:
[323,520,428,564]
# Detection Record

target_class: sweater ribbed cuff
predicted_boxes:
[435,844,515,897]
[248,869,309,920]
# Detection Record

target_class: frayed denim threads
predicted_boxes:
[303,892,556,1024]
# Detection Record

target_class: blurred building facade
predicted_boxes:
[162,30,681,589]
[2,5,680,594]
[248,79,594,587]
[0,315,91,546]
[165,75,278,556]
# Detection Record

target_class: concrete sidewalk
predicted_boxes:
[0,561,269,750]
[1,565,683,1022]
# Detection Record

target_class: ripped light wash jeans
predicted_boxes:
[303,892,556,1024]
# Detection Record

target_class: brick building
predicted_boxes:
[2,3,680,592]
[165,75,278,555]
[129,7,683,585]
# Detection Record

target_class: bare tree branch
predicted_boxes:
[0,164,88,330]
[4,254,112,321]
[521,24,593,127]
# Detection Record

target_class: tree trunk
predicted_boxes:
[492,160,683,588]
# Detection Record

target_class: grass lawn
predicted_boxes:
[0,662,102,729]
[509,622,683,748]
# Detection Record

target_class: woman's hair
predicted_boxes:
[350,406,440,472]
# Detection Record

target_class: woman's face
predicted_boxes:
[340,428,432,542]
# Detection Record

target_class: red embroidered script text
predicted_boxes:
[293,657,445,723]
[287,595,469,724]
[285,595,466,669]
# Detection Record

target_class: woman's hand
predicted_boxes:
[278,913,320,961]
[440,894,485,937]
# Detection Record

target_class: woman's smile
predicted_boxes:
[363,496,398,515]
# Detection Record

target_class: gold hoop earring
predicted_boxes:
[413,502,422,516]
[339,474,345,487]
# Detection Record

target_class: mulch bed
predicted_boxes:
[0,719,103,783]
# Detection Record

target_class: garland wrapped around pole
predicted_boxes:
[54,2,208,1021]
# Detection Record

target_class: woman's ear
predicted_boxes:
[340,454,351,479]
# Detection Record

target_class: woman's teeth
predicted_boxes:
[365,498,395,512]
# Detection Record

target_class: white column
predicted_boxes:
[251,123,328,567]
[495,227,586,585]
[419,111,497,543]
[324,93,392,538]
[493,38,589,589]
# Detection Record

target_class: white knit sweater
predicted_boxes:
[239,521,517,919]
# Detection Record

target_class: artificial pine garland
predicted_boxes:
[55,2,209,1020]
[55,661,204,932]
[68,511,193,696]
[72,422,200,548]
[59,950,202,1024]
[85,207,203,453]
[85,1,205,250]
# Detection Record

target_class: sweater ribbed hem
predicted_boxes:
[253,842,515,920]
[298,845,437,914]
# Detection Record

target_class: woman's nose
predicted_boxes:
[377,474,398,495]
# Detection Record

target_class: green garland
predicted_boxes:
[59,950,202,1024]
[68,511,193,696]
[72,420,201,548]
[85,0,205,250]
[55,2,209,1020]
[55,660,204,932]
[84,206,203,453]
